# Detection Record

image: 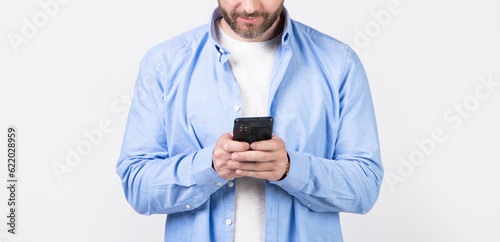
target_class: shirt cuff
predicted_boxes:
[270,150,310,192]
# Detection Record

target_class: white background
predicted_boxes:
[1,0,499,241]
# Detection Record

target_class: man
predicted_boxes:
[116,0,383,241]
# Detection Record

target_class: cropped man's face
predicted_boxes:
[218,0,284,39]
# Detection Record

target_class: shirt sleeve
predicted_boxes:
[116,51,227,215]
[271,47,384,214]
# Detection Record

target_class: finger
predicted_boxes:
[214,161,245,180]
[231,150,273,162]
[212,145,231,159]
[217,169,243,180]
[250,136,283,151]
[235,169,282,181]
[220,138,250,152]
[227,160,274,172]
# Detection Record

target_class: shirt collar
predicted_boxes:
[209,6,292,55]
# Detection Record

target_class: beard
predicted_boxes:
[218,1,284,39]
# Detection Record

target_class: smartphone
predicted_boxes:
[233,117,274,144]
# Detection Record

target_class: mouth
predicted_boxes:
[238,16,262,24]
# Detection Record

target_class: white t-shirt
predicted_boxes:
[216,22,282,242]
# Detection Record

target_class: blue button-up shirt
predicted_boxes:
[117,7,383,242]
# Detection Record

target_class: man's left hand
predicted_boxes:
[228,134,289,181]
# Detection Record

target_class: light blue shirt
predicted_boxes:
[117,8,383,242]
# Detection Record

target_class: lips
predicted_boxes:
[239,16,262,24]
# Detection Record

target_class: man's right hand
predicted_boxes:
[212,132,250,180]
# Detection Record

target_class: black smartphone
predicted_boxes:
[233,117,274,144]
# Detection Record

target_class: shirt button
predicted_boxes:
[228,181,234,187]
[216,182,222,186]
[226,219,232,226]
[307,204,311,207]
[234,105,241,111]
[186,205,191,209]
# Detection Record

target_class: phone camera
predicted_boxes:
[238,124,250,133]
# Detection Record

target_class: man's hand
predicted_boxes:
[212,132,250,180]
[228,134,289,181]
